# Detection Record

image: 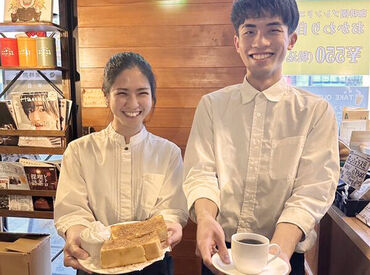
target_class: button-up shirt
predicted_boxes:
[183,77,339,252]
[55,124,188,238]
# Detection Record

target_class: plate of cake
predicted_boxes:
[78,215,170,274]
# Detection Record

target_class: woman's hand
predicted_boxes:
[64,225,92,274]
[165,221,183,249]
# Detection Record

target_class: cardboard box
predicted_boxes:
[0,232,50,275]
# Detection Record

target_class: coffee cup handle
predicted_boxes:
[267,243,281,264]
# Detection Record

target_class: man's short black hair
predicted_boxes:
[231,0,299,35]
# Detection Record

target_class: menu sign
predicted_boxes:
[284,1,369,75]
[340,150,370,189]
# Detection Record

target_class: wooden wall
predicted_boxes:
[76,1,245,274]
[77,0,245,154]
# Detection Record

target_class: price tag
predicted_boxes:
[340,150,370,189]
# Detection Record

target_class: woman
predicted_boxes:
[54,52,188,275]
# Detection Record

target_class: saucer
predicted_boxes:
[211,249,289,275]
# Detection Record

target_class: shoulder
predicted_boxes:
[289,86,335,117]
[147,132,181,155]
[202,83,242,102]
[67,128,108,151]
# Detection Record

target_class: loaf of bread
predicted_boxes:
[110,215,168,242]
[100,215,168,269]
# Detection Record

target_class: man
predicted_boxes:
[183,0,340,274]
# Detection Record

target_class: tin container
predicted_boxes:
[36,37,56,67]
[17,37,37,67]
[0,38,19,67]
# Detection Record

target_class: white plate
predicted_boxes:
[211,249,289,275]
[78,221,170,274]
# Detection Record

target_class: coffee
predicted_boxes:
[238,238,263,245]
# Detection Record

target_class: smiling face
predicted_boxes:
[27,102,58,130]
[234,16,297,91]
[108,66,153,137]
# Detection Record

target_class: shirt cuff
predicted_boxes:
[54,218,93,240]
[187,186,220,223]
[276,207,315,239]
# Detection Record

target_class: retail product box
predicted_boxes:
[342,107,370,121]
[0,232,51,275]
[334,185,369,217]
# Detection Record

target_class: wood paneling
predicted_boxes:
[78,0,233,6]
[79,25,234,48]
[82,107,195,128]
[80,47,242,68]
[80,67,245,88]
[78,3,232,27]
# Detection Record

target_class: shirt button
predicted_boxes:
[256,113,261,117]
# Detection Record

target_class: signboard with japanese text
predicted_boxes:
[340,150,370,189]
[283,1,369,75]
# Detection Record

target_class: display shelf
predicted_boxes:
[0,190,56,197]
[0,22,66,33]
[0,209,53,219]
[0,66,68,71]
[0,129,67,137]
[0,146,65,154]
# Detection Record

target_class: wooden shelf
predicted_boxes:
[0,22,66,32]
[0,66,67,71]
[0,190,56,197]
[0,146,65,154]
[0,209,53,219]
[0,129,66,137]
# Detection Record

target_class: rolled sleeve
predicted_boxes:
[184,96,220,222]
[277,100,339,240]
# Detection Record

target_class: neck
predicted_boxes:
[112,122,143,144]
[246,72,282,92]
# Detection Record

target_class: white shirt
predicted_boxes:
[183,77,339,252]
[55,124,188,238]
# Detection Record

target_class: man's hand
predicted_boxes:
[194,198,230,274]
[271,222,303,273]
[64,225,92,274]
[165,221,183,249]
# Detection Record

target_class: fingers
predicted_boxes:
[68,243,89,260]
[64,252,92,274]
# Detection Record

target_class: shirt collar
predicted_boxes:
[107,123,148,146]
[240,76,288,104]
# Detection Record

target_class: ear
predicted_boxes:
[287,32,297,50]
[234,34,240,53]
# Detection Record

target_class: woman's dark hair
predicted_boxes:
[231,0,299,36]
[20,92,59,118]
[102,52,156,106]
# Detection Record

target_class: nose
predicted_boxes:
[252,31,270,48]
[126,93,139,108]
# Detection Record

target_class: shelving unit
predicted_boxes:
[0,4,80,220]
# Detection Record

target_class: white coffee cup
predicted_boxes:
[231,232,281,274]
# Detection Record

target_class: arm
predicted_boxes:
[194,198,230,273]
[275,101,339,255]
[54,143,96,239]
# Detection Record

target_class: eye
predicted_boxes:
[270,29,282,33]
[139,91,150,96]
[243,30,255,36]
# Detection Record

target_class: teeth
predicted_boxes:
[124,111,140,117]
[252,53,273,60]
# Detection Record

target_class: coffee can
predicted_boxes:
[36,37,56,67]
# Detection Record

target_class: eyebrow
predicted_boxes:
[241,21,283,29]
[115,87,150,92]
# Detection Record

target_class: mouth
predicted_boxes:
[249,53,274,60]
[122,111,142,118]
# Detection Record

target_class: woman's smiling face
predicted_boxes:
[108,66,153,136]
